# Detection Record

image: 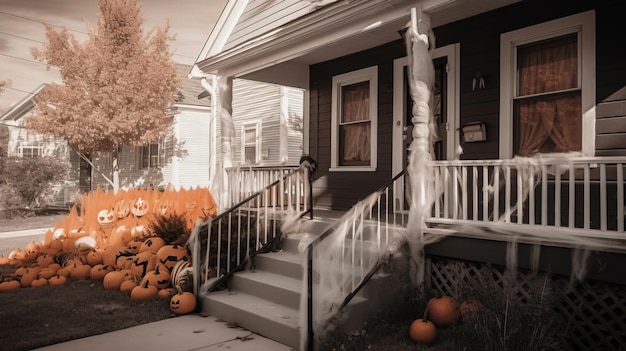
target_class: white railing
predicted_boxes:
[226,166,300,207]
[428,156,626,242]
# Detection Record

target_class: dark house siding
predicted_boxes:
[309,41,406,210]
[433,0,626,159]
[308,0,626,210]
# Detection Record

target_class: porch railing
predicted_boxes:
[428,156,626,245]
[226,165,301,207]
[189,164,313,295]
[304,171,407,350]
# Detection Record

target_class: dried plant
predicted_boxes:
[149,212,191,245]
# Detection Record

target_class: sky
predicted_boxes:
[0,0,228,111]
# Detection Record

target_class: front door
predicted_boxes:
[392,44,459,211]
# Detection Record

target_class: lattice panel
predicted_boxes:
[427,256,626,350]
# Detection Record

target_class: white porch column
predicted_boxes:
[217,76,235,210]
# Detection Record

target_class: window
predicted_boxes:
[331,66,378,171]
[140,143,162,169]
[500,11,595,158]
[18,144,43,158]
[241,121,261,164]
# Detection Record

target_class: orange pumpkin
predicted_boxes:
[156,244,189,271]
[56,266,71,278]
[36,254,55,268]
[86,249,104,266]
[157,287,177,300]
[69,263,91,280]
[38,267,57,280]
[30,277,48,287]
[141,264,171,289]
[170,291,196,314]
[409,314,437,344]
[103,270,132,290]
[20,270,38,288]
[130,280,158,301]
[0,280,21,292]
[49,274,68,286]
[120,278,139,293]
[139,237,166,253]
[90,264,113,281]
[427,296,461,327]
[131,251,157,278]
[0,255,10,265]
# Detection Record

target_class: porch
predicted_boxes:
[190,156,626,350]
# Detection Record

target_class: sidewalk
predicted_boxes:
[33,314,294,351]
[1,227,294,351]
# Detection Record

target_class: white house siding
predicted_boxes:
[223,0,312,52]
[286,86,304,164]
[160,107,212,190]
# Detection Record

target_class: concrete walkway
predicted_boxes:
[1,228,294,351]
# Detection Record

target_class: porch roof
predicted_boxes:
[193,0,521,80]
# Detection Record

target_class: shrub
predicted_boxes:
[0,157,67,211]
[149,212,191,245]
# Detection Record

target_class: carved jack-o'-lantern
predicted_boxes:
[97,209,115,227]
[156,244,190,271]
[132,198,149,217]
[153,200,169,216]
[131,251,158,278]
[114,200,131,219]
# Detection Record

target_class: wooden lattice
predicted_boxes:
[427,256,626,350]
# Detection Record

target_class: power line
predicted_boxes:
[5,87,38,94]
[0,53,47,66]
[0,31,44,44]
[0,11,89,36]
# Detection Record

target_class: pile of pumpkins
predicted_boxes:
[409,295,482,345]
[0,186,218,316]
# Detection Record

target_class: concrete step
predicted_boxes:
[230,270,302,310]
[202,290,301,349]
[254,250,303,280]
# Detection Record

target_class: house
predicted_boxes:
[0,85,82,206]
[191,0,626,350]
[92,64,304,196]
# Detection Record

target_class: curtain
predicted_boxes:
[517,36,581,156]
[341,83,370,163]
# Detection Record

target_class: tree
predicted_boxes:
[27,0,180,193]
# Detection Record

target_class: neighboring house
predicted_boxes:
[91,64,304,192]
[0,85,81,206]
[190,1,626,349]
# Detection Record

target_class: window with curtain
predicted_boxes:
[331,65,377,170]
[339,81,371,166]
[514,34,581,156]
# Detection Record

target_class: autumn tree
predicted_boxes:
[27,0,180,192]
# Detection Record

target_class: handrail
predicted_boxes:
[304,170,406,351]
[189,164,313,297]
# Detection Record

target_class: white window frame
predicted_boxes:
[241,120,261,164]
[139,142,163,169]
[330,65,378,171]
[18,143,44,158]
[499,10,595,159]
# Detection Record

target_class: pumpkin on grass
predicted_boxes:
[103,270,132,290]
[427,295,460,327]
[409,308,437,344]
[0,280,21,292]
[49,274,68,286]
[130,280,158,301]
[170,289,196,315]
[120,278,139,293]
[158,287,177,300]
[30,277,48,287]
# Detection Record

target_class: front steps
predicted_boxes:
[200,216,338,349]
[200,211,399,350]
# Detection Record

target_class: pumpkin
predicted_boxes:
[170,291,196,315]
[131,251,157,278]
[156,244,190,271]
[409,309,437,344]
[30,277,48,287]
[120,278,139,293]
[115,199,131,219]
[24,241,43,260]
[141,264,171,289]
[56,266,71,278]
[157,287,177,300]
[69,263,91,280]
[102,245,134,269]
[103,270,132,290]
[90,264,113,281]
[48,274,68,286]
[86,249,104,266]
[20,270,38,288]
[126,240,142,254]
[139,237,166,253]
[0,280,21,292]
[427,296,460,327]
[131,198,149,217]
[36,254,55,268]
[131,225,150,241]
[9,248,26,263]
[97,209,115,227]
[74,236,97,255]
[47,263,62,272]
[110,226,133,247]
[38,267,57,280]
[0,255,10,265]
[130,280,158,301]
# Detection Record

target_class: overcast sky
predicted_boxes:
[0,0,227,111]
